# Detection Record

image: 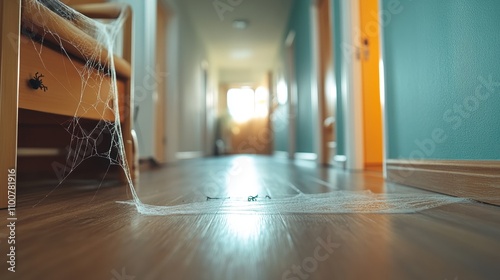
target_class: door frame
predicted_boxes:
[285,30,297,159]
[342,0,387,171]
[378,0,389,177]
[358,0,384,169]
[311,0,365,169]
[311,0,338,165]
[154,0,171,164]
[345,0,365,170]
[163,0,179,163]
[200,60,214,156]
[310,0,321,164]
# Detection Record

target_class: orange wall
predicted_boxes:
[359,0,383,165]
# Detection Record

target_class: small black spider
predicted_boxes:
[29,72,48,92]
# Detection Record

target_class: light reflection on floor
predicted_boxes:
[224,156,262,199]
[224,214,263,241]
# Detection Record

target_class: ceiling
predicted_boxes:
[178,0,293,84]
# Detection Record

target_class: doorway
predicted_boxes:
[359,0,383,169]
[332,0,383,170]
[154,1,171,164]
[224,81,272,156]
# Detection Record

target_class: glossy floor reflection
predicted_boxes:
[3,155,500,280]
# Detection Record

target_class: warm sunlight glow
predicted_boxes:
[227,88,255,123]
[277,79,288,105]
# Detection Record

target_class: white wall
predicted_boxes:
[111,0,157,159]
[174,1,210,154]
[112,0,214,160]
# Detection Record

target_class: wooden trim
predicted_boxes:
[386,159,500,206]
[0,0,22,209]
[60,0,107,5]
[119,4,135,183]
[21,0,131,79]
[70,3,125,19]
[315,0,335,165]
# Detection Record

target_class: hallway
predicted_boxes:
[1,0,500,279]
[3,156,500,280]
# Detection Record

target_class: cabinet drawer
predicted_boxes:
[19,38,126,122]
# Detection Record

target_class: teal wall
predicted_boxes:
[273,0,315,153]
[383,0,500,160]
[273,101,288,152]
[285,0,314,153]
[273,0,346,155]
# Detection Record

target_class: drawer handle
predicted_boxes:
[28,72,48,92]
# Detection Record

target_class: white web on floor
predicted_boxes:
[25,0,472,215]
[118,191,472,216]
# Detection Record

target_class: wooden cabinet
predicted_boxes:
[0,0,136,208]
[19,38,127,121]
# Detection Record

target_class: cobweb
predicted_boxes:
[23,0,472,215]
[22,0,139,206]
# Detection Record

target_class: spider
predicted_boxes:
[247,194,271,201]
[29,72,48,92]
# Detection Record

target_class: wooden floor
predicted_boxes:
[1,155,500,280]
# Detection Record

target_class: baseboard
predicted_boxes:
[274,151,289,159]
[274,151,317,161]
[333,155,347,169]
[386,159,500,206]
[294,152,318,161]
[176,151,204,160]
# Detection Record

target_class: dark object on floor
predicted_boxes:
[206,196,230,201]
